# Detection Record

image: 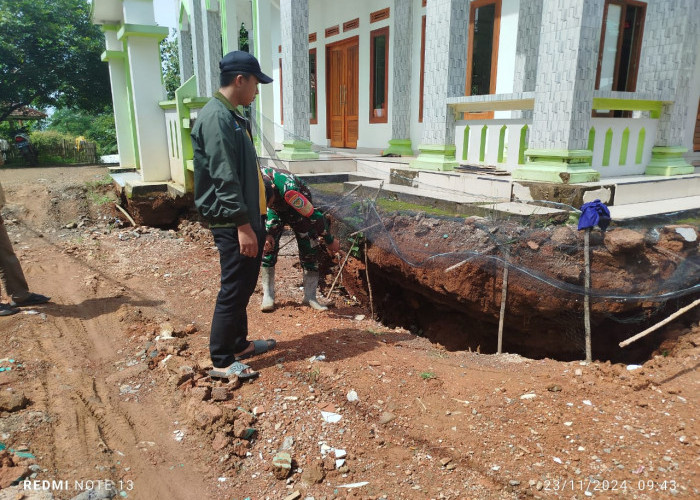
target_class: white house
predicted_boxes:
[91,0,700,195]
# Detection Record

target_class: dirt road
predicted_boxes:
[0,166,697,499]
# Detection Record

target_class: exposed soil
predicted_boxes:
[334,212,699,363]
[0,166,698,500]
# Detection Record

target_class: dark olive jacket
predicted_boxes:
[191,93,263,230]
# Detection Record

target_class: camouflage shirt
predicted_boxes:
[261,166,333,244]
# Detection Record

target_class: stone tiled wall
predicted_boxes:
[281,0,311,141]
[530,0,604,151]
[637,0,699,146]
[512,0,542,119]
[391,0,413,140]
[420,0,468,146]
[203,8,223,97]
[190,2,207,97]
[513,0,542,93]
[178,28,194,85]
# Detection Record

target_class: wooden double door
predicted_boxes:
[326,37,358,148]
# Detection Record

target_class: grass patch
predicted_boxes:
[309,182,345,195]
[375,198,470,218]
[366,328,386,337]
[674,217,700,226]
[85,174,114,190]
[420,371,436,380]
[307,367,320,384]
[86,175,115,206]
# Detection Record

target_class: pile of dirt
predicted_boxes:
[336,213,699,362]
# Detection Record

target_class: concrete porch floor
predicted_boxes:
[112,151,700,223]
[267,152,700,221]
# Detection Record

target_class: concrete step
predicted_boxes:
[589,174,700,205]
[343,179,568,221]
[609,195,700,221]
[259,155,357,175]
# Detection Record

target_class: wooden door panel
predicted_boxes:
[330,120,344,148]
[326,37,359,148]
[346,120,358,149]
[346,44,359,147]
[328,48,344,148]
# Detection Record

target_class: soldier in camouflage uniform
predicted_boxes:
[260,166,340,311]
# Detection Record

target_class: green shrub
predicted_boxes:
[30,130,74,150]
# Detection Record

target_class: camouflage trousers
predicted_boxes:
[262,225,320,271]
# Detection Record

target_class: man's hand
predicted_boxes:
[326,238,340,255]
[238,223,258,258]
[264,234,275,253]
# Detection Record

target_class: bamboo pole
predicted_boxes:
[620,298,700,348]
[115,203,137,227]
[584,228,592,362]
[364,241,374,319]
[325,235,356,300]
[497,249,509,354]
[326,182,383,301]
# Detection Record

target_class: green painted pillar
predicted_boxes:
[383,139,414,157]
[277,140,318,160]
[511,0,603,184]
[513,149,600,184]
[645,147,693,176]
[410,0,467,171]
[410,144,457,171]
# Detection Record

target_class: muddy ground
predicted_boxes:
[0,166,698,500]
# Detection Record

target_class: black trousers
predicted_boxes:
[210,224,266,368]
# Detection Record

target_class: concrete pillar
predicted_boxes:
[511,0,543,119]
[190,0,208,96]
[636,0,697,176]
[410,0,468,171]
[101,27,137,169]
[383,0,414,157]
[201,1,223,97]
[178,13,194,84]
[253,0,276,154]
[119,2,170,181]
[221,0,239,53]
[512,0,604,184]
[276,0,317,160]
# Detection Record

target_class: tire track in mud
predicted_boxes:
[16,233,212,499]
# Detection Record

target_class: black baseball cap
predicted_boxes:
[219,51,273,84]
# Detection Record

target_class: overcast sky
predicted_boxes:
[153,0,177,28]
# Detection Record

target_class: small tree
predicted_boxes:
[239,23,249,52]
[45,107,117,155]
[0,0,111,123]
[161,30,180,100]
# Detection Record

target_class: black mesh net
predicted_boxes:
[250,110,700,363]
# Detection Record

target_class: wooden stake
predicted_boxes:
[497,249,509,354]
[619,298,700,348]
[115,203,137,227]
[326,235,356,300]
[364,241,374,319]
[584,228,592,362]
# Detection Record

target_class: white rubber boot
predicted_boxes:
[302,269,328,311]
[261,266,275,312]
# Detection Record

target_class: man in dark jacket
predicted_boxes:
[191,51,276,380]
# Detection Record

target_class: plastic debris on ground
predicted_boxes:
[337,481,369,489]
[320,411,342,423]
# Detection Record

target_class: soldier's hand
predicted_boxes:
[264,235,274,252]
[326,238,340,255]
